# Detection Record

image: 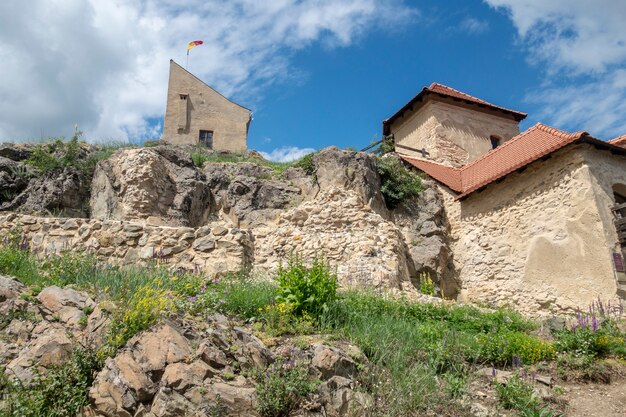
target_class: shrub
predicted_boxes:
[418,272,435,296]
[0,347,102,417]
[106,286,173,352]
[477,330,555,365]
[254,357,318,417]
[376,156,423,209]
[495,373,538,410]
[291,152,316,176]
[275,256,337,319]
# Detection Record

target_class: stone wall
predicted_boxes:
[441,145,621,317]
[0,213,252,277]
[252,188,420,295]
[393,99,520,167]
[162,60,250,153]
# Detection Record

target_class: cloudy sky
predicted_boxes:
[1,0,625,161]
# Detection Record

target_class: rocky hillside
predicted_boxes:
[0,141,456,297]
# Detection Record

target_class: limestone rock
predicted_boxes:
[7,323,73,381]
[90,148,211,227]
[0,275,26,303]
[311,344,357,380]
[313,147,387,217]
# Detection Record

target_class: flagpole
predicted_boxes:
[186,50,189,70]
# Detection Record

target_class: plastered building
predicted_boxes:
[162,60,251,153]
[386,83,626,316]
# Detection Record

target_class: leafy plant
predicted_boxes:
[254,357,318,417]
[105,286,173,352]
[376,156,423,209]
[0,347,102,417]
[495,373,538,410]
[477,330,555,365]
[419,272,435,296]
[291,152,316,176]
[275,256,338,320]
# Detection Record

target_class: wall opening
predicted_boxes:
[199,130,213,148]
[490,135,502,149]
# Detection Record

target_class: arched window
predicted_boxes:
[490,135,502,149]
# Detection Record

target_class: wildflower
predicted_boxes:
[188,296,197,303]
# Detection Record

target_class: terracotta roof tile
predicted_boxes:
[400,157,463,192]
[401,123,589,198]
[383,82,527,134]
[609,134,626,147]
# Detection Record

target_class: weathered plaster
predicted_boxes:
[392,99,520,167]
[440,145,621,316]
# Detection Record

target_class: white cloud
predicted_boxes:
[260,146,316,162]
[0,0,418,142]
[484,0,626,137]
[459,17,489,34]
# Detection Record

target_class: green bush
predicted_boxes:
[477,330,555,365]
[376,156,423,209]
[0,347,102,417]
[495,373,537,410]
[291,152,316,176]
[275,256,337,319]
[418,272,435,296]
[254,358,318,417]
[553,322,625,359]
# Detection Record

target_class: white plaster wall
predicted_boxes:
[393,100,520,167]
[440,145,620,317]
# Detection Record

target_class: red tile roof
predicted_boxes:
[401,123,591,198]
[609,135,626,148]
[383,82,527,135]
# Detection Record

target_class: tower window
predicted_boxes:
[199,130,213,148]
[490,135,502,149]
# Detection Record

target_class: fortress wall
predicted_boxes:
[0,213,252,277]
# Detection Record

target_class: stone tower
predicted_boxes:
[162,60,251,153]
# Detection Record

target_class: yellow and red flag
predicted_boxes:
[187,40,203,54]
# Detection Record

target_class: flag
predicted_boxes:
[187,40,203,54]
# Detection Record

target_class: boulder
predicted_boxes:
[0,275,26,303]
[37,286,95,327]
[311,344,357,380]
[90,148,211,227]
[6,323,73,381]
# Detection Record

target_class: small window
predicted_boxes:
[199,130,213,148]
[490,135,502,149]
[179,94,188,100]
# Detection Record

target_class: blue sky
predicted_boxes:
[1,0,626,161]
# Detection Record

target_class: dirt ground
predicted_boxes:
[563,378,626,417]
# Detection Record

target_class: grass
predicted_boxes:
[0,244,622,416]
[189,148,316,176]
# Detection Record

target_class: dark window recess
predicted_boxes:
[490,135,501,149]
[199,130,213,148]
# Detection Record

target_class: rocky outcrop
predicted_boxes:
[204,162,310,228]
[0,157,31,205]
[392,177,458,297]
[0,277,371,417]
[90,148,211,227]
[1,166,89,217]
[313,147,388,217]
[0,276,97,382]
[88,319,369,417]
